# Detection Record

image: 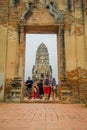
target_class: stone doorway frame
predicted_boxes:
[19,24,66,101]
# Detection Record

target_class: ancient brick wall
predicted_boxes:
[0,0,87,102]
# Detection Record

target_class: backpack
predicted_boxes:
[45,78,49,85]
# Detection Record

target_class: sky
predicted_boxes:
[25,34,58,84]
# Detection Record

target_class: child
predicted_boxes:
[33,86,37,99]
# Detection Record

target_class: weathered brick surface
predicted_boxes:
[0,103,87,130]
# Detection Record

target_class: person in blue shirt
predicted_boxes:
[25,76,33,99]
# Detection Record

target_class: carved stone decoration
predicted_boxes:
[20,0,64,22]
[45,0,64,23]
[20,1,33,20]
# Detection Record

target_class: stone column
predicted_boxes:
[58,25,66,101]
[57,28,60,83]
[15,26,20,77]
[58,25,66,82]
[18,25,24,78]
[18,25,25,101]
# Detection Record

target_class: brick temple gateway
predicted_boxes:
[0,0,87,103]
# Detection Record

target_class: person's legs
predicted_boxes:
[46,86,50,100]
[44,87,47,100]
[52,89,55,100]
[28,88,32,99]
[48,86,51,100]
[53,89,56,100]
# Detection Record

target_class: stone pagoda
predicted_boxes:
[32,43,52,83]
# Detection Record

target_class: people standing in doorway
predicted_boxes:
[52,77,57,100]
[43,74,50,100]
[25,76,33,99]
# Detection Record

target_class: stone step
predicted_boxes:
[22,98,60,103]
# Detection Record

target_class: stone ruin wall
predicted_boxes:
[0,0,87,102]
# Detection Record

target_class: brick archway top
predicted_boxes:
[20,0,64,24]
